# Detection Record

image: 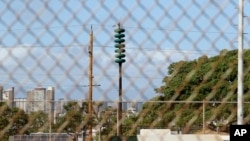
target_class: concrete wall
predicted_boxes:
[139,129,171,136]
[137,134,224,141]
[138,129,228,141]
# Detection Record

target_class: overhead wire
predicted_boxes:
[0,23,238,35]
[0,44,222,55]
[0,22,238,56]
[0,76,163,89]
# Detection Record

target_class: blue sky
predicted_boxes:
[0,0,249,101]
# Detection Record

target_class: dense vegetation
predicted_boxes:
[137,49,250,133]
[0,102,29,141]
[0,101,118,140]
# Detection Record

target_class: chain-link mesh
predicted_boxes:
[0,0,250,141]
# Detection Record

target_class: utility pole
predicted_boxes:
[87,26,93,141]
[203,99,205,134]
[237,0,244,125]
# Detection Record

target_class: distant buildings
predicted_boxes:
[26,87,54,114]
[126,102,143,117]
[127,101,143,112]
[26,87,55,123]
[0,86,58,123]
[0,86,14,108]
[54,98,66,117]
[0,86,145,124]
[14,98,27,112]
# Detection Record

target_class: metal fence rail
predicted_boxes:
[9,133,72,141]
[0,0,250,141]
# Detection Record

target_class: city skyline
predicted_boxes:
[0,85,144,112]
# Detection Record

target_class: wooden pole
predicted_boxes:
[88,26,93,141]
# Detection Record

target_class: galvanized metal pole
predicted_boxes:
[203,99,205,134]
[237,0,244,125]
[88,26,93,141]
[117,62,122,136]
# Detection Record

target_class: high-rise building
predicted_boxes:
[27,87,55,123]
[14,98,27,112]
[27,87,46,113]
[54,98,66,118]
[46,86,55,124]
[0,86,14,108]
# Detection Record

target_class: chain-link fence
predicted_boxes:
[9,133,72,141]
[0,0,250,141]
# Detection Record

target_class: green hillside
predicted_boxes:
[135,49,250,134]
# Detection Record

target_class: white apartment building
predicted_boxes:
[26,87,55,123]
[0,86,14,108]
[14,98,27,112]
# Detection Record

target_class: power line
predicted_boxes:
[0,73,164,80]
[0,23,238,35]
[0,44,220,55]
[94,45,222,54]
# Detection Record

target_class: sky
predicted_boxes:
[0,0,249,101]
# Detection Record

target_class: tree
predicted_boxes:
[26,111,49,133]
[0,102,28,141]
[98,106,117,137]
[54,101,86,133]
[140,49,250,133]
